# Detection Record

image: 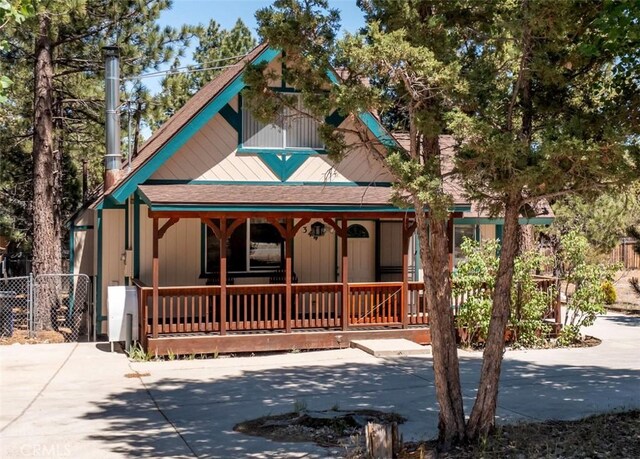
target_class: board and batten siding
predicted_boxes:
[293,218,337,283]
[479,224,496,241]
[71,207,95,277]
[138,208,204,287]
[73,228,94,276]
[99,209,126,328]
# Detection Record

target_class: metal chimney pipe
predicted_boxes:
[82,158,88,203]
[103,45,121,190]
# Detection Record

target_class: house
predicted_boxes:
[70,43,553,355]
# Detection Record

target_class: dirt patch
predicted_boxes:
[234,409,405,448]
[124,371,150,378]
[572,334,601,347]
[401,410,640,458]
[0,329,65,345]
[613,269,640,307]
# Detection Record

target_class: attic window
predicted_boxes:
[242,94,323,149]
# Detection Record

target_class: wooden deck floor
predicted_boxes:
[146,326,431,356]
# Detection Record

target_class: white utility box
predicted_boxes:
[107,286,138,349]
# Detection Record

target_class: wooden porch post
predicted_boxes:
[402,219,417,329]
[447,216,454,272]
[285,218,293,333]
[402,222,409,329]
[219,218,227,336]
[152,217,159,338]
[341,217,349,331]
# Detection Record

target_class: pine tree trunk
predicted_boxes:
[32,13,61,282]
[519,224,534,254]
[466,195,521,439]
[415,208,466,449]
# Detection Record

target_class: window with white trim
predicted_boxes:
[205,218,284,273]
[453,225,476,267]
[242,94,323,149]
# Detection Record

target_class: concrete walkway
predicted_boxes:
[1,313,638,458]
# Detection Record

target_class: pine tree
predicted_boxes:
[0,0,192,279]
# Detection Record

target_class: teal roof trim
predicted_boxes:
[325,69,399,150]
[148,204,410,213]
[110,47,280,204]
[142,179,394,187]
[454,217,554,225]
[253,151,313,181]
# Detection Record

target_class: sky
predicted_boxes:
[143,0,365,93]
[158,0,365,36]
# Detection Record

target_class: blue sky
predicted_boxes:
[158,0,365,36]
[145,0,365,93]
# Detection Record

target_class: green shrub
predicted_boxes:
[558,231,621,342]
[453,238,499,347]
[601,281,617,305]
[511,251,554,347]
[453,238,553,348]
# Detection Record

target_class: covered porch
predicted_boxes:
[132,184,461,354]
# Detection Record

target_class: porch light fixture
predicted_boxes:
[309,222,326,240]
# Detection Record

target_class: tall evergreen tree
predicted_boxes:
[0,0,192,277]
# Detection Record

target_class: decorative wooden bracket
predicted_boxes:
[323,218,347,238]
[268,217,311,239]
[403,218,417,238]
[201,217,245,240]
[158,217,179,239]
[201,218,221,239]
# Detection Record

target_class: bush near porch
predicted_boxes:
[453,232,618,348]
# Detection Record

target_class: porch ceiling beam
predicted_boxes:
[158,217,179,239]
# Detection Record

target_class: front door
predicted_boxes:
[345,221,375,282]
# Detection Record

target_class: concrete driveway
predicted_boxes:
[1,313,638,458]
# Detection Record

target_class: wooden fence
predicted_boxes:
[610,239,640,269]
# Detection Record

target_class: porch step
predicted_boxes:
[350,339,431,357]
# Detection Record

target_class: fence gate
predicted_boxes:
[34,274,92,342]
[0,274,93,343]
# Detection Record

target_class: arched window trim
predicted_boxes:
[347,223,370,239]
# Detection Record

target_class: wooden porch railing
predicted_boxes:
[293,283,342,329]
[349,283,402,326]
[134,277,560,339]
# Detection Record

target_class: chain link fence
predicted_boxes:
[0,276,32,340]
[0,274,92,343]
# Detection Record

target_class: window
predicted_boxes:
[347,224,370,238]
[249,221,283,270]
[453,225,476,267]
[205,219,284,273]
[242,94,323,149]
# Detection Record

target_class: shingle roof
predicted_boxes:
[138,184,400,207]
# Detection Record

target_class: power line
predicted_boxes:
[122,52,250,82]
